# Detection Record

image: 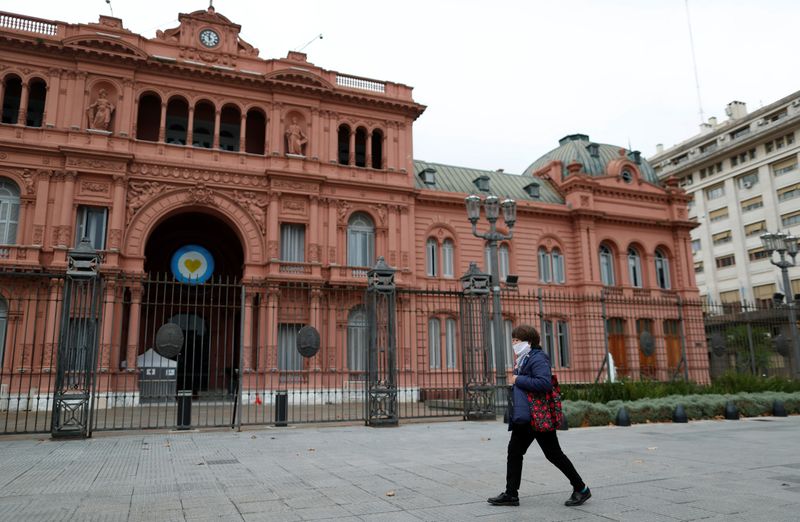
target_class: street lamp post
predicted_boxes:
[465,194,516,393]
[760,231,800,378]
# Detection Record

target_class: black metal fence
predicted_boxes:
[1,268,797,435]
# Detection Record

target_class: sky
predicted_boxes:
[13,1,800,174]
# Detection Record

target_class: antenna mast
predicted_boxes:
[685,0,704,124]
[295,34,323,52]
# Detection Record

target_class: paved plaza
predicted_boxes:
[0,416,799,521]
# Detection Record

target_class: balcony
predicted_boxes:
[0,245,42,270]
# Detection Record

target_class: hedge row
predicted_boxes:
[562,391,800,428]
[560,373,800,403]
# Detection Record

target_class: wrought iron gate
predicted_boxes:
[365,258,398,426]
[459,263,495,420]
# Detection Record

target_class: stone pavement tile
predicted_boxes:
[340,499,403,516]
[358,512,424,521]
[283,492,339,509]
[318,484,378,505]
[596,509,681,522]
[234,500,290,515]
[230,490,281,504]
[68,511,128,522]
[242,511,301,522]
[643,502,719,521]
[294,504,353,520]
[382,490,443,510]
[129,509,186,521]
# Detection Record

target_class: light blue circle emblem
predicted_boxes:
[171,245,214,284]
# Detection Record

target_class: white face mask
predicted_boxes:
[512,341,529,356]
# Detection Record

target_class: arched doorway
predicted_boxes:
[140,211,244,399]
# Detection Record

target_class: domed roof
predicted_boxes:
[524,134,660,185]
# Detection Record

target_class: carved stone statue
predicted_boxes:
[86,89,115,131]
[285,117,307,155]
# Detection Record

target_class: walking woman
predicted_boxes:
[487,324,591,507]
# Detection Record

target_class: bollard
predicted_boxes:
[615,406,631,427]
[275,390,288,427]
[772,400,787,417]
[724,400,739,420]
[176,390,192,430]
[672,404,688,423]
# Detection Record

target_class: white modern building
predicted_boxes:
[650,92,800,306]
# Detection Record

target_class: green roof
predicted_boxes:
[412,160,564,204]
[524,134,660,185]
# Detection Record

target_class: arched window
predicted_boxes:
[219,104,241,152]
[371,129,383,169]
[0,297,6,370]
[347,212,375,269]
[627,248,643,288]
[442,239,454,278]
[245,108,266,154]
[426,238,437,277]
[0,179,20,245]
[165,97,189,145]
[135,93,161,142]
[26,78,46,127]
[1,75,22,124]
[192,100,215,148]
[354,127,367,167]
[655,249,671,289]
[538,247,551,283]
[600,244,615,286]
[552,248,565,284]
[428,317,441,369]
[337,124,350,165]
[347,306,367,373]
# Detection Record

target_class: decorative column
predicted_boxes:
[98,279,117,372]
[0,79,4,118]
[125,285,143,371]
[326,198,337,266]
[72,72,87,130]
[328,112,338,163]
[348,129,355,165]
[310,108,320,159]
[266,286,280,369]
[212,109,221,149]
[119,79,134,137]
[387,205,399,267]
[32,170,51,246]
[326,302,337,371]
[242,287,256,371]
[382,130,388,170]
[57,171,76,247]
[108,175,126,252]
[42,279,63,372]
[239,112,247,152]
[158,102,167,142]
[44,69,61,128]
[270,103,283,155]
[186,106,195,146]
[17,81,29,125]
[257,288,269,370]
[366,131,372,168]
[267,191,280,265]
[398,123,408,172]
[310,196,320,276]
[310,287,322,371]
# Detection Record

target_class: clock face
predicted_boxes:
[199,29,219,48]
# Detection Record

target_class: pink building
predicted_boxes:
[0,8,707,434]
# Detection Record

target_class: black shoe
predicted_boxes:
[565,487,591,506]
[487,491,519,506]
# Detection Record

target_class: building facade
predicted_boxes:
[0,8,706,433]
[650,94,800,306]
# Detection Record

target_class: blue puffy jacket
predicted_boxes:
[508,347,553,427]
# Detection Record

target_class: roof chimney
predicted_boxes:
[656,143,664,154]
[725,101,748,120]
[708,116,717,126]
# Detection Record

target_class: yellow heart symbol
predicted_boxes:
[184,259,202,273]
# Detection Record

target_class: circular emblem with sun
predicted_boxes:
[171,245,214,284]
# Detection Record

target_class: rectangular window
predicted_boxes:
[706,184,725,200]
[767,108,788,122]
[552,251,565,284]
[720,289,741,313]
[694,261,703,273]
[442,240,454,278]
[691,239,701,253]
[766,142,774,153]
[730,126,750,140]
[748,247,770,262]
[715,254,736,268]
[740,196,763,212]
[556,320,570,368]
[748,148,756,160]
[428,318,441,369]
[699,141,717,154]
[712,230,732,245]
[445,318,457,369]
[787,133,795,145]
[75,206,108,250]
[280,223,305,263]
[782,210,800,228]
[777,183,800,202]
[744,220,766,237]
[708,207,729,222]
[730,156,738,167]
[542,320,555,367]
[753,283,776,306]
[278,324,303,371]
[772,157,798,176]
[736,171,758,189]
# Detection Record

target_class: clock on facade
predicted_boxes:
[199,29,220,48]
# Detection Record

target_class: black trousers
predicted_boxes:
[505,423,585,496]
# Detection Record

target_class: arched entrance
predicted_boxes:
[140,211,244,400]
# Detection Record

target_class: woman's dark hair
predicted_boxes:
[512,324,540,347]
